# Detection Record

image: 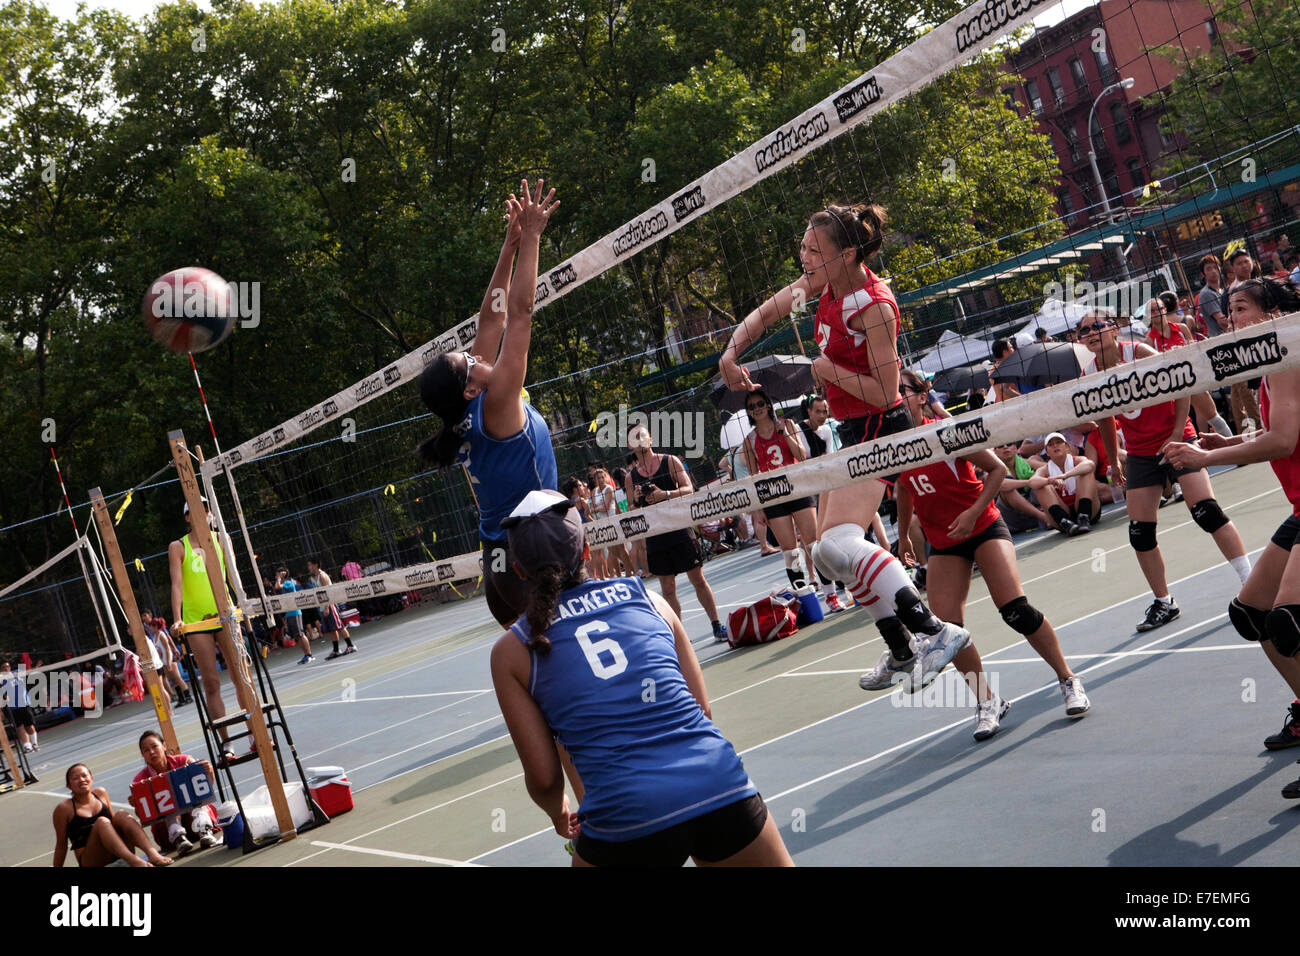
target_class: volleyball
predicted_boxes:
[141,267,237,354]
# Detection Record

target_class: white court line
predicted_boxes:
[286,772,525,866]
[285,689,490,708]
[297,690,493,762]
[763,613,1226,804]
[343,715,503,775]
[306,841,481,867]
[785,642,1258,675]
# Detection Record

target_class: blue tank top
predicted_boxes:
[511,577,756,842]
[458,394,558,544]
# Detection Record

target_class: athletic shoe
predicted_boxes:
[343,645,357,655]
[1075,512,1092,534]
[914,566,928,591]
[912,623,971,691]
[198,832,220,849]
[173,836,195,857]
[1060,676,1091,717]
[1284,770,1300,800]
[1169,483,1184,504]
[826,593,847,613]
[1264,700,1300,750]
[712,621,728,643]
[973,696,1011,741]
[325,649,342,660]
[1058,518,1081,537]
[859,645,919,692]
[1136,599,1180,632]
[297,654,314,665]
[21,744,32,753]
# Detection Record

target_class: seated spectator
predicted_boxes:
[53,764,173,867]
[1029,432,1101,536]
[991,441,1046,534]
[131,731,220,857]
[1035,327,1051,344]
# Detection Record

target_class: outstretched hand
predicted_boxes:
[719,356,757,393]
[516,178,559,238]
[503,198,523,248]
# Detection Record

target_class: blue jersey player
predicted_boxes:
[491,490,793,867]
[418,179,560,627]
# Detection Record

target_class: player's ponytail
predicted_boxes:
[810,203,888,264]
[417,354,471,467]
[522,564,585,655]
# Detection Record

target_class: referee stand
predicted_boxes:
[167,430,327,853]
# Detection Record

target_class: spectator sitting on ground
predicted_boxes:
[1029,432,1101,537]
[991,441,1047,534]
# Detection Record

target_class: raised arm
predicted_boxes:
[719,274,818,390]
[470,202,522,359]
[483,179,559,439]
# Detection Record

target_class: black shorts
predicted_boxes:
[646,529,701,577]
[930,517,1012,562]
[837,402,914,486]
[1126,450,1197,490]
[1270,514,1300,551]
[284,615,304,640]
[762,496,816,520]
[573,793,768,867]
[4,706,34,728]
[301,606,321,626]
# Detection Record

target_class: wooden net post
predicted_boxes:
[88,487,181,754]
[168,429,296,841]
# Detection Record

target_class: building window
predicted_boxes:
[1104,171,1122,202]
[1047,67,1066,105]
[1090,112,1105,153]
[1025,78,1043,113]
[1206,18,1218,41]
[1002,87,1020,113]
[1069,57,1088,92]
[1159,120,1176,147]
[1064,124,1081,162]
[1127,158,1145,190]
[1059,190,1076,220]
[1110,102,1132,144]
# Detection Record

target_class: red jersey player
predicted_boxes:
[1165,277,1300,790]
[894,370,1089,739]
[1080,310,1249,634]
[719,203,967,694]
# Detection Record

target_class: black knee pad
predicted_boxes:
[1191,497,1230,533]
[893,586,940,636]
[1128,520,1158,552]
[1265,605,1300,657]
[1228,598,1269,643]
[998,596,1044,636]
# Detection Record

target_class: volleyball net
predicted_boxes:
[194,0,1300,617]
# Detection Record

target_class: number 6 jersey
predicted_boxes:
[509,576,755,842]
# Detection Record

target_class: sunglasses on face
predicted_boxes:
[746,399,768,411]
[900,384,926,395]
[1077,320,1114,335]
[464,353,477,375]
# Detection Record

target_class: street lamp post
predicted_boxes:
[1087,76,1136,220]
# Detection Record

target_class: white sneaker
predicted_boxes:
[21,743,32,753]
[912,622,971,691]
[1061,676,1091,717]
[973,696,1011,741]
[859,643,920,692]
[173,835,195,857]
[197,831,220,849]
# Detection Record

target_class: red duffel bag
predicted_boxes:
[727,592,799,648]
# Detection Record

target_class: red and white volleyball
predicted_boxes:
[142,267,237,353]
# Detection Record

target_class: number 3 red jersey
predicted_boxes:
[751,428,798,472]
[899,424,1000,549]
[812,270,900,421]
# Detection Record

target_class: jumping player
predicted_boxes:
[417,179,560,628]
[719,203,967,692]
[1165,277,1300,794]
[1079,309,1251,634]
[894,369,1090,739]
[740,388,818,592]
[490,490,793,866]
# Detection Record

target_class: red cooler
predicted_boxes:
[307,766,354,817]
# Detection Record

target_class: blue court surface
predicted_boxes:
[5,463,1299,868]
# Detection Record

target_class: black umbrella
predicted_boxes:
[931,363,990,395]
[710,354,818,414]
[990,342,1092,386]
